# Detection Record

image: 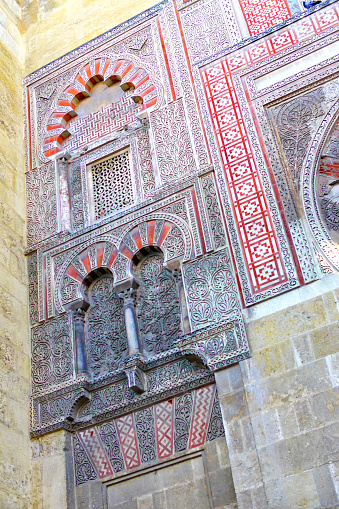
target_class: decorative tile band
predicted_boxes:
[239,0,291,37]
[73,383,224,484]
[202,62,288,293]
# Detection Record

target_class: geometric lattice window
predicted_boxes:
[90,149,133,221]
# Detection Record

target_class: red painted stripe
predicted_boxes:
[80,253,91,274]
[97,246,104,268]
[148,221,156,246]
[102,58,111,77]
[108,250,117,269]
[191,189,206,254]
[159,222,172,247]
[67,265,83,283]
[157,18,176,101]
[131,228,143,250]
[134,75,149,90]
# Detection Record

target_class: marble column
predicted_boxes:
[72,305,89,376]
[56,154,71,232]
[118,286,141,357]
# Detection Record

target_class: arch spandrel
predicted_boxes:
[302,98,339,271]
[54,216,192,313]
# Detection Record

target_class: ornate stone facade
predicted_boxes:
[23,0,339,508]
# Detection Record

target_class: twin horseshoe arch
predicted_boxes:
[54,214,193,315]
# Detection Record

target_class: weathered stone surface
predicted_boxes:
[259,423,339,479]
[246,296,329,353]
[312,464,338,507]
[0,9,30,509]
[310,322,339,359]
[292,334,315,366]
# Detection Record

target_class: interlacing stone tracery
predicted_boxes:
[134,253,182,355]
[86,276,128,378]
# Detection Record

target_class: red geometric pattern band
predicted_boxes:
[74,384,222,483]
[77,427,114,478]
[239,0,290,36]
[202,63,288,294]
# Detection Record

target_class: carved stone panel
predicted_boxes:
[28,252,39,325]
[150,99,197,184]
[26,162,58,246]
[31,314,74,393]
[134,253,182,356]
[183,248,239,331]
[180,0,230,64]
[200,173,227,250]
[86,276,128,378]
[273,90,325,185]
[72,384,224,484]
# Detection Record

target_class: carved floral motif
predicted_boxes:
[86,276,128,378]
[134,254,182,355]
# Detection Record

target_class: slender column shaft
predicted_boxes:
[73,308,88,376]
[119,288,141,356]
[57,156,71,231]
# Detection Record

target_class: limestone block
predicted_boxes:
[76,481,105,509]
[208,467,236,507]
[30,459,43,509]
[294,398,315,432]
[310,322,339,359]
[241,340,296,383]
[327,352,339,387]
[236,485,267,509]
[282,471,319,508]
[323,291,339,323]
[275,404,298,440]
[312,464,338,507]
[259,422,339,479]
[215,438,231,469]
[292,334,315,366]
[245,359,332,414]
[246,296,329,353]
[152,491,166,509]
[311,387,339,427]
[137,494,153,509]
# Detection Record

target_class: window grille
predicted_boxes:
[90,149,133,221]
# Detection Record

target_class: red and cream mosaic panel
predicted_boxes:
[78,427,114,479]
[115,414,141,469]
[74,384,221,484]
[155,401,174,458]
[201,3,339,294]
[239,0,290,36]
[202,63,287,293]
[227,4,339,73]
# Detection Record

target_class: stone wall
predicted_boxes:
[30,431,75,509]
[3,0,339,508]
[216,277,339,508]
[0,0,30,507]
[21,0,161,74]
[245,280,339,507]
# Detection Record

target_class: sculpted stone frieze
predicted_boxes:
[31,314,74,394]
[26,162,58,247]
